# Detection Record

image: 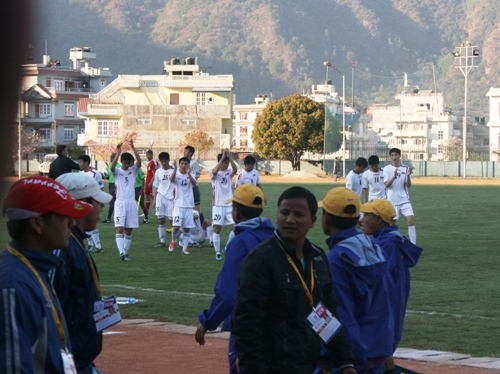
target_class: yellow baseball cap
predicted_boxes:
[361,199,396,224]
[225,184,264,208]
[318,188,360,218]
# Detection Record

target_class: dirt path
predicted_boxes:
[94,320,499,374]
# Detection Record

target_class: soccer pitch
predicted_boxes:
[1,179,499,357]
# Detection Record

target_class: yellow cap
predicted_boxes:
[318,188,360,218]
[360,199,396,224]
[225,184,264,208]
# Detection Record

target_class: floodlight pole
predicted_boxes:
[323,62,332,176]
[453,41,479,179]
[331,65,346,177]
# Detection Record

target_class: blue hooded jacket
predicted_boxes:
[327,227,394,367]
[198,216,275,332]
[373,225,422,352]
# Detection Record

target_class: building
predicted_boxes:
[232,94,270,153]
[78,57,234,160]
[486,88,500,161]
[20,47,112,158]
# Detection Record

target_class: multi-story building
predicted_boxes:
[232,94,270,153]
[486,88,500,161]
[78,58,234,160]
[20,47,112,158]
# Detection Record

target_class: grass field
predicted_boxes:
[1,178,499,357]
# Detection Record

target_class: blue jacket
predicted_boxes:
[0,245,71,374]
[198,217,275,332]
[327,227,394,367]
[50,227,103,371]
[373,225,422,352]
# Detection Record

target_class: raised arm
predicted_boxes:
[227,150,238,176]
[170,160,177,182]
[110,145,122,173]
[130,140,141,168]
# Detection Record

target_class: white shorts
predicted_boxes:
[394,202,414,220]
[172,206,195,229]
[114,200,139,228]
[155,194,173,219]
[212,205,234,226]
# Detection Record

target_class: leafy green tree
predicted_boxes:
[325,110,342,154]
[444,136,463,161]
[252,94,324,170]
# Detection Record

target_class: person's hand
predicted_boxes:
[408,167,412,176]
[173,160,177,169]
[385,356,395,372]
[195,325,207,345]
[116,143,123,153]
[393,168,398,178]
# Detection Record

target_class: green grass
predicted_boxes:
[1,180,499,357]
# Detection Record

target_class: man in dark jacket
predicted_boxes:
[53,173,113,374]
[0,176,93,373]
[48,144,80,179]
[195,184,274,373]
[233,186,355,374]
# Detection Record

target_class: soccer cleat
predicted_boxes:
[182,248,190,255]
[87,246,95,253]
[154,242,166,248]
[143,219,150,224]
[215,253,222,261]
[102,218,111,223]
[191,242,202,248]
[210,241,214,248]
[123,255,132,261]
[168,241,175,252]
[95,247,103,253]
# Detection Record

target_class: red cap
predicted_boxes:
[4,176,92,220]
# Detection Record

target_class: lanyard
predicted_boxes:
[70,233,102,296]
[277,241,315,306]
[7,246,69,348]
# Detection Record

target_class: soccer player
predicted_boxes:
[53,173,112,374]
[345,157,368,200]
[169,157,197,254]
[184,145,204,223]
[145,149,158,213]
[135,167,149,223]
[78,154,105,253]
[211,150,237,260]
[362,155,387,203]
[179,210,213,248]
[383,148,417,244]
[360,199,422,372]
[195,184,274,373]
[1,176,92,373]
[152,152,175,248]
[235,155,261,189]
[111,140,142,261]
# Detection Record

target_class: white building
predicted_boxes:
[20,47,112,158]
[486,88,500,161]
[232,94,270,153]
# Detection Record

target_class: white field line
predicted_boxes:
[406,310,498,321]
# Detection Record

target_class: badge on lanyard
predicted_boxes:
[93,295,122,332]
[61,349,77,374]
[306,301,341,343]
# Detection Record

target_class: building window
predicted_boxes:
[240,140,248,147]
[100,80,106,89]
[45,79,51,87]
[196,92,206,105]
[64,127,74,141]
[180,119,197,126]
[233,113,237,120]
[438,144,443,154]
[64,103,74,117]
[438,131,443,140]
[35,103,51,118]
[137,119,152,125]
[97,120,119,136]
[54,80,64,91]
[240,126,248,136]
[170,94,179,105]
[39,128,51,140]
[241,112,248,120]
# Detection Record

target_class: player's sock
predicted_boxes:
[172,229,179,244]
[182,233,191,248]
[158,224,166,243]
[91,229,102,250]
[87,235,95,247]
[213,232,221,254]
[146,200,151,212]
[206,226,214,244]
[408,225,417,244]
[115,234,124,255]
[124,235,132,255]
[227,230,235,245]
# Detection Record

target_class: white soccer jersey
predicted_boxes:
[383,164,411,205]
[172,171,195,208]
[190,159,201,180]
[153,167,175,199]
[211,168,235,206]
[113,165,138,201]
[346,169,363,198]
[362,169,387,201]
[235,169,261,188]
[82,168,104,189]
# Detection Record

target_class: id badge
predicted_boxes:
[93,296,122,332]
[306,302,341,343]
[60,349,77,374]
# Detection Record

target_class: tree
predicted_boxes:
[8,128,41,176]
[179,130,215,161]
[85,130,138,165]
[325,110,342,154]
[444,136,462,161]
[251,94,324,170]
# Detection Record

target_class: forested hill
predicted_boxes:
[32,0,500,115]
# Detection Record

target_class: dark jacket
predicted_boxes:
[48,155,79,179]
[0,245,71,374]
[233,232,354,374]
[50,227,103,371]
